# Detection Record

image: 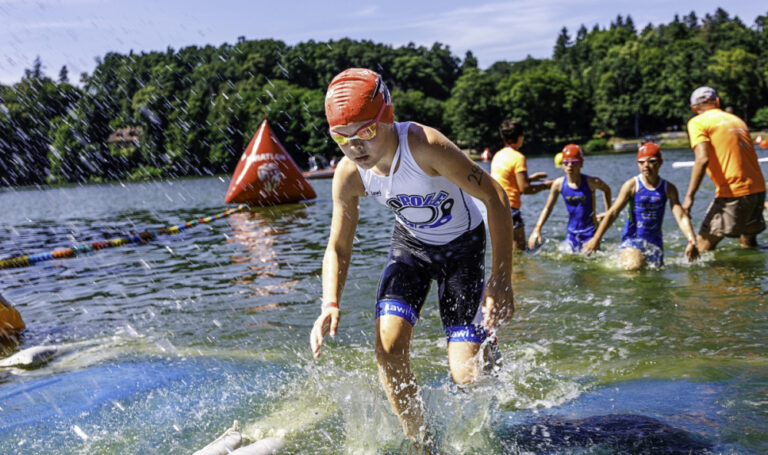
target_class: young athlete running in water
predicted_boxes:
[528,144,611,252]
[309,68,514,449]
[583,143,700,269]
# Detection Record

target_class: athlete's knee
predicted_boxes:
[620,247,644,271]
[375,299,416,360]
[376,326,410,360]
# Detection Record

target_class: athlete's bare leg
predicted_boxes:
[512,226,526,252]
[447,341,484,384]
[738,234,758,248]
[697,232,722,252]
[375,316,425,442]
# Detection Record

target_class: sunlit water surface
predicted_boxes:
[1,149,767,454]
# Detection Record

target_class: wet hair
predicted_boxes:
[499,119,524,145]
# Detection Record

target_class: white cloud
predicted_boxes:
[9,20,92,30]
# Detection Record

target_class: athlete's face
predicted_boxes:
[637,157,661,178]
[562,159,582,177]
[332,120,393,169]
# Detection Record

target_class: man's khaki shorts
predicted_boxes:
[700,192,766,238]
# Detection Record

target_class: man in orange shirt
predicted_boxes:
[683,86,766,250]
[490,120,552,251]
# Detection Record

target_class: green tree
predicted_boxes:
[443,68,501,150]
[707,48,762,118]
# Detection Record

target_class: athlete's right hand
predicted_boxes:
[310,307,340,359]
[528,230,542,251]
[582,238,599,255]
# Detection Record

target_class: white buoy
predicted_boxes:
[194,421,284,455]
[229,438,285,455]
[673,156,768,168]
[193,421,243,455]
[0,345,59,368]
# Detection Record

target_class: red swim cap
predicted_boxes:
[325,68,394,128]
[561,144,583,162]
[637,142,662,160]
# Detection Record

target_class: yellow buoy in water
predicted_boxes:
[554,152,564,167]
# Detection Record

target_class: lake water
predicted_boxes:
[1,148,767,454]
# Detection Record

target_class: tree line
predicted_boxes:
[1,7,767,187]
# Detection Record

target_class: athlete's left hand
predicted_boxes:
[596,212,607,224]
[685,243,699,262]
[482,275,514,330]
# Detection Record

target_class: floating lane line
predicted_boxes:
[0,205,247,269]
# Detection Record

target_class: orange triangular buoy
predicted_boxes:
[225,119,317,206]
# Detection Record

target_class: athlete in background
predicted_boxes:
[583,143,699,269]
[490,120,552,251]
[528,144,611,252]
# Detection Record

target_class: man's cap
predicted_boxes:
[561,144,583,162]
[690,86,718,106]
[325,68,394,128]
[637,142,662,161]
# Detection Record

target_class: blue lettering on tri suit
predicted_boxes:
[386,191,453,229]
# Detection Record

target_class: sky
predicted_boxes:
[0,0,766,85]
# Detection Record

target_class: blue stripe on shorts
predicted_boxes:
[445,325,488,343]
[376,299,419,326]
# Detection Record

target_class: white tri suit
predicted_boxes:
[357,122,488,343]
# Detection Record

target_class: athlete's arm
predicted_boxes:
[516,170,551,194]
[411,123,514,330]
[583,178,633,254]
[588,177,612,216]
[528,178,563,250]
[667,182,699,262]
[311,158,362,358]
[529,171,548,181]
[682,142,711,215]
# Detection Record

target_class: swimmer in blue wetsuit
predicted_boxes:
[529,144,611,252]
[583,142,699,270]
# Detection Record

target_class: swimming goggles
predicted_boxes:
[329,101,386,146]
[637,158,660,164]
[562,159,582,165]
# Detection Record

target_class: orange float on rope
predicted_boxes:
[760,139,768,149]
[225,119,317,206]
[0,294,24,336]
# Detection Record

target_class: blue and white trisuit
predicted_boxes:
[356,122,488,343]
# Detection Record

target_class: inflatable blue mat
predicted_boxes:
[0,358,283,434]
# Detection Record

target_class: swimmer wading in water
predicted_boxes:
[309,68,514,449]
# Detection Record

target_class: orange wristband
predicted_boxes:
[322,301,339,310]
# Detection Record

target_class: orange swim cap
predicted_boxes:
[561,144,583,162]
[325,68,394,128]
[637,142,662,161]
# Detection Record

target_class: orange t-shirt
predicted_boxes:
[490,146,527,209]
[687,108,765,198]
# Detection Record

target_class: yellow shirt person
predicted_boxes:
[683,86,766,250]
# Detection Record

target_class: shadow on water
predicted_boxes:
[495,413,713,454]
[489,377,725,454]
